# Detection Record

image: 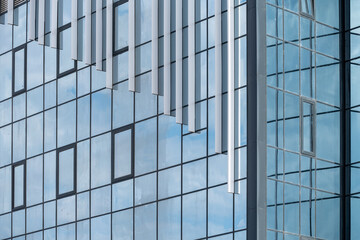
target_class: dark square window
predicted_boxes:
[57,144,76,198]
[112,124,134,183]
[12,161,26,211]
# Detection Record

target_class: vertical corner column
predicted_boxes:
[215,0,222,154]
[188,0,196,132]
[151,0,159,95]
[7,0,13,25]
[163,0,171,115]
[227,0,235,194]
[38,0,45,45]
[28,0,36,40]
[84,0,92,64]
[175,0,183,124]
[128,0,136,92]
[106,0,113,89]
[96,0,103,70]
[50,0,58,48]
[71,0,78,60]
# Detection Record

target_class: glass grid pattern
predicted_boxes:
[0,0,248,239]
[266,0,341,239]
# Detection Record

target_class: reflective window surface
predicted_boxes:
[57,146,76,197]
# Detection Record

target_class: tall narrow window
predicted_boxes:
[12,161,26,210]
[57,144,76,198]
[13,46,26,96]
[300,0,314,17]
[301,98,316,156]
[112,125,133,182]
[114,0,129,55]
[58,26,76,77]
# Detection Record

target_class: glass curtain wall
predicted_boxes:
[266,0,341,239]
[0,0,248,240]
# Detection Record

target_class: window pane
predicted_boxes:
[91,133,111,188]
[14,48,25,93]
[58,101,76,147]
[57,195,75,225]
[0,52,12,101]
[27,156,43,206]
[91,215,111,240]
[0,125,12,167]
[13,5,27,47]
[27,41,44,89]
[14,164,24,208]
[114,128,132,180]
[112,209,133,240]
[115,2,129,51]
[27,113,44,157]
[91,186,111,217]
[58,73,76,104]
[91,89,111,136]
[44,152,56,201]
[135,203,156,240]
[59,27,75,74]
[158,197,181,240]
[58,147,75,195]
[302,101,314,153]
[13,120,25,162]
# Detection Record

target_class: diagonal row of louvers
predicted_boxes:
[5,0,242,194]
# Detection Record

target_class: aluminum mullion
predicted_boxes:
[50,0,58,48]
[71,0,78,60]
[215,0,222,153]
[28,0,36,40]
[96,0,102,70]
[84,0,92,64]
[38,0,45,45]
[7,0,13,25]
[164,0,171,115]
[188,0,195,132]
[175,0,183,124]
[128,0,136,92]
[151,0,159,95]
[227,0,235,193]
[106,0,113,89]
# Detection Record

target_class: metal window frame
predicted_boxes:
[12,160,26,211]
[300,0,315,19]
[112,0,129,57]
[56,143,77,199]
[300,96,316,157]
[57,23,77,79]
[12,44,27,97]
[111,124,134,183]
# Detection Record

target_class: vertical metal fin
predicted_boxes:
[50,0,58,48]
[71,0,78,60]
[28,0,36,40]
[84,0,92,64]
[188,0,195,132]
[128,0,135,92]
[215,0,222,153]
[96,0,103,70]
[227,0,235,194]
[7,0,13,25]
[106,0,113,89]
[164,0,171,115]
[175,0,182,124]
[151,0,159,94]
[38,0,45,45]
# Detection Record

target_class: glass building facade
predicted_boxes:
[0,0,359,239]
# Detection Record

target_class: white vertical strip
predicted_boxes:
[71,0,78,60]
[227,0,235,193]
[215,0,222,153]
[128,0,135,92]
[106,0,113,89]
[84,0,92,64]
[38,0,45,45]
[175,0,182,123]
[28,0,36,40]
[164,0,171,115]
[50,0,58,48]
[7,0,13,25]
[151,0,159,94]
[96,0,102,70]
[188,0,195,132]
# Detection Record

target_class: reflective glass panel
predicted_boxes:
[58,147,75,196]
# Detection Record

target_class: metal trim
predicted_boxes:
[164,0,171,115]
[71,0,78,60]
[188,0,195,132]
[96,0,102,70]
[151,0,159,95]
[128,0,135,92]
[175,0,183,124]
[50,0,58,48]
[28,0,36,40]
[215,0,222,153]
[106,0,113,89]
[84,0,92,64]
